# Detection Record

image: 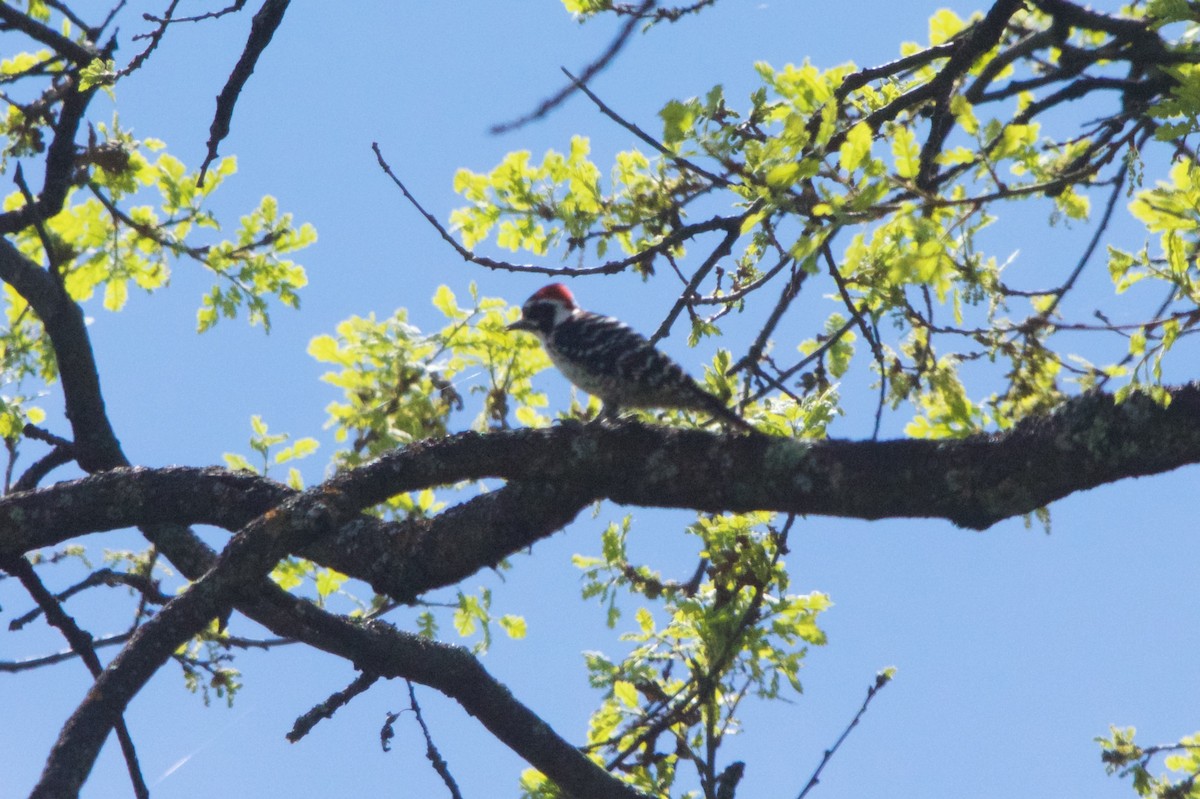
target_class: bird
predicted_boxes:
[507,283,755,432]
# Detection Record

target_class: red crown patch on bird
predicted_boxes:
[528,283,576,307]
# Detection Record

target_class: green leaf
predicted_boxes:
[950,95,978,135]
[612,680,639,709]
[417,611,438,639]
[766,162,801,187]
[417,488,437,512]
[270,558,308,592]
[78,58,117,92]
[928,8,967,44]
[222,452,256,473]
[275,437,319,464]
[102,278,128,312]
[432,284,459,318]
[315,568,347,598]
[890,126,920,179]
[308,334,341,363]
[635,607,654,634]
[660,99,696,146]
[839,121,873,173]
[499,615,527,639]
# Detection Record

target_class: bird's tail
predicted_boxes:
[698,393,757,434]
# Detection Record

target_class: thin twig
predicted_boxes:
[12,444,75,492]
[823,242,881,361]
[608,0,717,23]
[9,567,169,630]
[836,42,958,100]
[727,227,832,377]
[603,560,779,772]
[795,670,893,799]
[0,630,294,673]
[13,164,61,278]
[565,67,733,188]
[96,0,129,36]
[22,423,74,449]
[287,671,379,743]
[372,141,738,277]
[1037,165,1127,319]
[42,1,97,38]
[0,4,97,64]
[490,0,654,134]
[140,0,248,27]
[690,250,791,306]
[408,681,465,799]
[744,316,858,404]
[118,0,181,77]
[649,223,739,344]
[822,241,886,437]
[0,630,133,672]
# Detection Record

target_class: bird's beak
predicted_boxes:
[507,318,536,332]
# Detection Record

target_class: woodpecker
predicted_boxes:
[507,283,754,432]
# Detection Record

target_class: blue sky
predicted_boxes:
[2,2,1198,798]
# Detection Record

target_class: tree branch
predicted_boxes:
[0,240,126,471]
[846,0,1024,148]
[286,671,379,743]
[649,223,740,345]
[1,555,149,799]
[0,466,591,602]
[795,670,892,799]
[0,4,97,65]
[4,384,1200,573]
[372,141,739,278]
[0,630,132,672]
[565,66,733,188]
[405,681,465,799]
[198,0,291,184]
[489,0,653,134]
[0,76,95,236]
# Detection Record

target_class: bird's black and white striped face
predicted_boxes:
[507,283,578,339]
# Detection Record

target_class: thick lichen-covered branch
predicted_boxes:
[4,384,1199,564]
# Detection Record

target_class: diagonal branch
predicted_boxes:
[727,254,812,376]
[27,481,365,798]
[795,670,892,799]
[405,681,465,799]
[1,555,149,799]
[490,0,653,134]
[0,76,95,235]
[255,592,650,799]
[0,630,132,672]
[286,671,379,743]
[0,4,97,64]
[839,0,1025,153]
[0,468,591,602]
[198,0,291,184]
[0,239,125,470]
[566,67,734,188]
[372,141,739,277]
[649,222,739,344]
